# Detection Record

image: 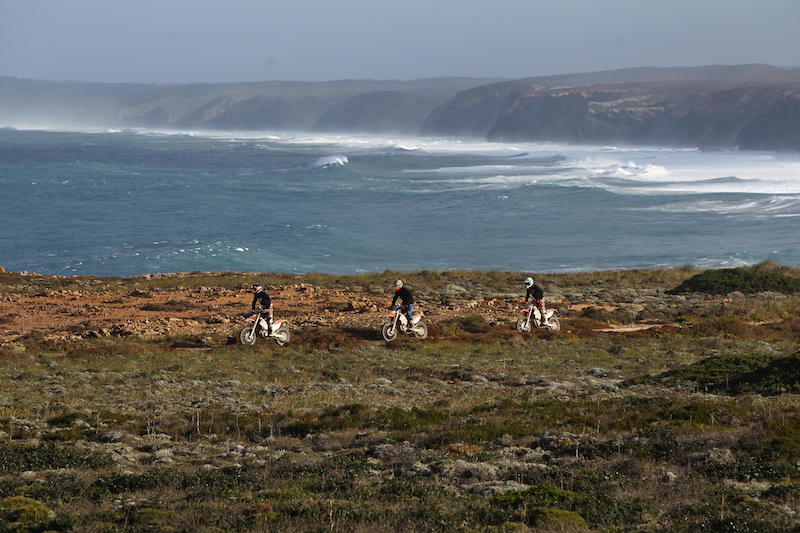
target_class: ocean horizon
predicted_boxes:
[2,127,799,278]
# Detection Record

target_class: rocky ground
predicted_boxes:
[0,276,698,346]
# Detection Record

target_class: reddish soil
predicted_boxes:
[0,285,524,345]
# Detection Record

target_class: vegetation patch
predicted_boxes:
[624,351,800,395]
[668,263,800,295]
[0,442,113,474]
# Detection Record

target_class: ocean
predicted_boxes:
[1,127,799,277]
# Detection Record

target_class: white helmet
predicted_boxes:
[524,277,534,288]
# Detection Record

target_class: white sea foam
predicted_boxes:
[636,196,800,215]
[308,155,349,169]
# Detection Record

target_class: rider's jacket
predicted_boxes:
[252,290,272,309]
[525,284,544,302]
[392,286,414,307]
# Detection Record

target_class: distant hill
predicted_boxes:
[422,64,800,150]
[3,65,800,150]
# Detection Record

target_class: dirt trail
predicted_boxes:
[0,284,531,344]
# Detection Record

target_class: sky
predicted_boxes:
[1,0,799,84]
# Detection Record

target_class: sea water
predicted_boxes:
[1,128,799,277]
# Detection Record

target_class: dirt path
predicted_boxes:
[0,284,531,344]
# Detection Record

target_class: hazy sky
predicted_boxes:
[2,0,798,84]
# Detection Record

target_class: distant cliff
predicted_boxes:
[3,65,800,151]
[423,65,800,150]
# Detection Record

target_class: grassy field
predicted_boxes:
[1,265,800,532]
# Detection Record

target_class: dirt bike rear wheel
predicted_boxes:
[273,326,290,346]
[239,326,257,345]
[546,317,561,331]
[381,321,397,342]
[516,317,531,332]
[413,321,428,339]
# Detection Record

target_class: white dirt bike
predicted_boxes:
[517,302,560,332]
[240,308,290,346]
[382,306,428,341]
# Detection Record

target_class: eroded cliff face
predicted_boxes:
[425,68,800,150]
[314,91,440,135]
[736,93,800,151]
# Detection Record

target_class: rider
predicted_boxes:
[390,279,415,326]
[251,284,274,330]
[523,277,546,325]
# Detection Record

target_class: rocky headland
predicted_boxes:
[3,64,800,150]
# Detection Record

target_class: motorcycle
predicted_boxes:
[517,302,560,332]
[382,306,428,341]
[239,307,290,346]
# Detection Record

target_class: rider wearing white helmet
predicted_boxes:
[251,284,274,326]
[391,279,415,325]
[523,277,546,325]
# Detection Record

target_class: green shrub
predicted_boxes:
[624,351,800,395]
[0,442,113,474]
[527,507,588,530]
[0,496,51,524]
[668,266,800,295]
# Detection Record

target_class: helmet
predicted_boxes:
[524,277,534,288]
[394,279,403,291]
[252,284,262,292]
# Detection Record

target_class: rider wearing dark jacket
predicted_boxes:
[251,284,273,324]
[391,279,415,324]
[523,277,546,324]
[524,278,544,302]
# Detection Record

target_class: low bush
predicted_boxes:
[0,442,113,474]
[624,351,800,395]
[668,265,800,295]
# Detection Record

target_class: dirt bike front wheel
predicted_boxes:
[546,317,561,331]
[412,321,428,339]
[239,326,257,345]
[516,317,531,332]
[381,321,398,342]
[273,326,290,346]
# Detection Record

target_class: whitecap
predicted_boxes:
[308,155,349,169]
